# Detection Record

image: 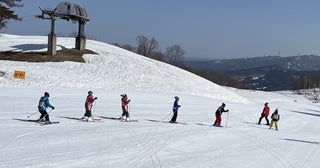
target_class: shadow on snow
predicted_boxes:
[289,110,320,117]
[282,138,320,145]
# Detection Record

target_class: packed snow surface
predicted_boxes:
[0,34,319,168]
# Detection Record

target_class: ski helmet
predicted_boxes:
[44,92,50,97]
[121,94,127,97]
[222,103,226,107]
[174,96,179,99]
[88,91,93,95]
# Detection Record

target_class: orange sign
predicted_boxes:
[14,70,26,79]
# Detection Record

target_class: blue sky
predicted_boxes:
[5,0,320,59]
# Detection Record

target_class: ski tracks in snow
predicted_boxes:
[0,127,47,150]
[231,128,296,168]
[299,139,320,168]
[123,125,165,168]
[0,127,48,167]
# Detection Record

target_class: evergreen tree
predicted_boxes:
[0,0,22,31]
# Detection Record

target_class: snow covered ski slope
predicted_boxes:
[0,34,319,168]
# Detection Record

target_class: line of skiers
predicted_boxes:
[36,91,279,129]
[37,91,132,123]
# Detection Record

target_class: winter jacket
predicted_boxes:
[172,100,181,113]
[261,106,270,117]
[121,97,130,112]
[85,95,95,111]
[38,96,54,111]
[215,106,228,115]
[271,113,280,121]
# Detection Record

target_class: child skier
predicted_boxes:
[258,102,270,125]
[170,96,181,123]
[83,91,97,121]
[213,103,229,126]
[121,94,131,121]
[38,92,55,124]
[269,109,280,130]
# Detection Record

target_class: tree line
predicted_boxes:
[113,35,249,89]
[292,75,320,102]
[113,35,185,67]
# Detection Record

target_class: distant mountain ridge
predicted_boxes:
[184,55,320,91]
[184,55,320,72]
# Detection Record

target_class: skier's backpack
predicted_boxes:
[272,114,279,121]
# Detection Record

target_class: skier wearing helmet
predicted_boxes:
[83,91,97,121]
[170,96,181,123]
[213,103,229,126]
[120,94,131,121]
[38,92,55,124]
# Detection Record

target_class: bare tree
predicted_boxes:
[0,0,22,31]
[165,44,185,66]
[151,51,165,62]
[310,87,320,103]
[136,35,159,58]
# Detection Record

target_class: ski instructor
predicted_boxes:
[38,92,55,124]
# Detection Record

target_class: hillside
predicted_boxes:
[0,34,248,103]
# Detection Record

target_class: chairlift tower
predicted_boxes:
[37,2,89,55]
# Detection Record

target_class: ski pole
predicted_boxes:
[225,111,229,127]
[27,111,38,118]
[162,112,172,121]
[92,101,97,119]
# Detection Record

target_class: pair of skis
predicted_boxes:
[99,116,138,122]
[15,119,60,125]
[39,121,60,125]
[145,119,187,125]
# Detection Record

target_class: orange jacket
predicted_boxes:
[262,106,270,117]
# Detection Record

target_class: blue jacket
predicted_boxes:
[38,96,54,111]
[172,100,180,113]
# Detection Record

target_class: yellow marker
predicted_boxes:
[13,70,26,79]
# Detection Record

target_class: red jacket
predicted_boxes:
[121,97,130,112]
[262,106,270,117]
[85,95,95,111]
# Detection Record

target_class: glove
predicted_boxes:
[94,97,98,100]
[52,106,55,110]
